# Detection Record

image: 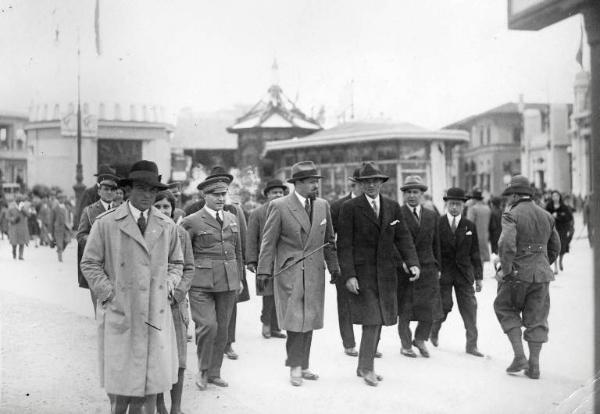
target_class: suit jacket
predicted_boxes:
[439,215,482,285]
[246,202,273,295]
[76,200,110,288]
[257,193,340,332]
[499,198,560,283]
[338,194,419,326]
[467,201,491,262]
[181,207,243,292]
[49,202,71,243]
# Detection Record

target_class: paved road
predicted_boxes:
[0,225,594,413]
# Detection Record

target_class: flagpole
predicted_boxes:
[73,27,85,223]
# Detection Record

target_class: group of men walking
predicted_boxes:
[78,157,561,412]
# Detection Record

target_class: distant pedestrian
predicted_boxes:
[7,196,29,260]
[0,199,9,239]
[488,196,503,255]
[396,175,441,359]
[467,188,491,264]
[545,190,574,274]
[431,187,484,357]
[257,161,340,387]
[49,193,72,262]
[329,167,361,357]
[246,178,288,340]
[338,162,419,386]
[81,160,183,413]
[112,187,125,207]
[154,190,194,414]
[494,175,560,380]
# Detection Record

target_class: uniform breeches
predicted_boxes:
[189,288,237,378]
[493,279,550,343]
[439,281,478,350]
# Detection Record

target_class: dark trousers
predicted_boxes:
[437,281,478,350]
[494,279,550,343]
[11,244,24,259]
[227,302,237,345]
[285,330,313,369]
[260,295,280,331]
[398,317,432,349]
[189,288,237,378]
[108,393,156,414]
[335,281,356,348]
[358,325,381,372]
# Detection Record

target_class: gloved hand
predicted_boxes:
[256,274,271,292]
[329,270,341,284]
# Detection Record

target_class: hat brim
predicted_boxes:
[287,175,324,183]
[356,175,389,183]
[443,195,468,201]
[263,185,288,196]
[206,173,233,182]
[119,178,168,190]
[197,176,232,191]
[400,184,428,192]
[502,186,533,196]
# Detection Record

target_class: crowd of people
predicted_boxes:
[2,158,584,413]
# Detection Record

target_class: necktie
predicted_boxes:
[138,212,147,235]
[451,216,457,233]
[372,200,379,218]
[216,211,223,227]
[413,207,419,222]
[305,199,312,222]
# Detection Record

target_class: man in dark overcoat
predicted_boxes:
[431,187,484,357]
[338,162,420,386]
[257,161,341,387]
[329,167,362,357]
[397,175,441,359]
[493,175,560,379]
[76,170,120,313]
[246,178,288,339]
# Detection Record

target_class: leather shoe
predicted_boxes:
[262,324,271,339]
[301,369,319,380]
[356,368,383,381]
[344,347,359,357]
[525,364,540,379]
[224,346,239,360]
[208,377,229,387]
[401,347,417,358]
[195,371,208,390]
[270,330,287,339]
[362,370,379,387]
[506,356,528,373]
[374,350,382,358]
[466,348,484,357]
[290,367,303,386]
[430,334,439,347]
[413,340,430,358]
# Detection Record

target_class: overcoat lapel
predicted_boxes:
[401,205,419,239]
[358,195,380,228]
[306,199,324,245]
[379,197,392,236]
[286,193,311,235]
[116,204,149,254]
[454,217,465,248]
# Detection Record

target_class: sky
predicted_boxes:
[0,0,587,129]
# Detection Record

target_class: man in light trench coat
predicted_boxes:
[81,160,183,414]
[257,161,341,386]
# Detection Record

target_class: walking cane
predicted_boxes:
[273,242,332,276]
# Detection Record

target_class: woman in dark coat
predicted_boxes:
[7,198,30,260]
[154,191,194,414]
[545,190,573,274]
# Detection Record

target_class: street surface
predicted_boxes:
[0,216,595,413]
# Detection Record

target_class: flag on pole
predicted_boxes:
[576,21,583,68]
[94,0,101,55]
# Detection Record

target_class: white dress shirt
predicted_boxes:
[204,205,222,221]
[408,204,422,220]
[128,201,149,222]
[100,200,111,211]
[447,213,461,228]
[365,194,380,216]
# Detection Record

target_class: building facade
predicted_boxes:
[569,70,591,201]
[25,102,173,195]
[0,113,29,187]
[263,121,468,210]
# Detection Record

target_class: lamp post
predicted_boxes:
[73,33,86,214]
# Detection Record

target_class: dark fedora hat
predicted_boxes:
[287,161,323,183]
[355,162,389,182]
[119,160,168,189]
[400,175,427,192]
[263,178,287,196]
[94,164,120,184]
[471,187,483,200]
[206,166,233,183]
[348,167,361,183]
[502,174,534,196]
[443,187,468,201]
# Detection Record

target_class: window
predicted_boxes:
[513,127,521,143]
[486,125,491,145]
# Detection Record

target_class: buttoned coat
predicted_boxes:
[499,199,560,283]
[439,216,483,285]
[76,200,110,288]
[80,203,183,397]
[257,193,340,332]
[7,202,29,245]
[330,193,352,234]
[246,202,274,295]
[398,205,441,321]
[172,225,195,368]
[467,200,491,262]
[181,207,243,292]
[338,195,419,326]
[49,202,72,247]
